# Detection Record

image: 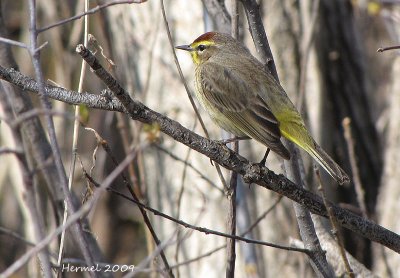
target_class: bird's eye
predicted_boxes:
[198,44,206,52]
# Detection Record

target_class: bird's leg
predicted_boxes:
[259,148,271,166]
[247,149,270,189]
[216,136,251,145]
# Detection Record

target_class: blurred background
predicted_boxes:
[0,0,399,277]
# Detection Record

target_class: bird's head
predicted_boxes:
[176,32,226,65]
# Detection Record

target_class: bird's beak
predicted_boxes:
[175,44,193,52]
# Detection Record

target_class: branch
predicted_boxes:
[0,88,52,277]
[201,0,231,33]
[239,0,333,276]
[28,0,96,271]
[38,0,147,33]
[1,146,140,277]
[85,128,174,278]
[0,63,399,253]
[108,188,309,254]
[225,2,240,276]
[0,8,106,273]
[377,45,400,52]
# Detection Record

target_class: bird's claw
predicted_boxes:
[259,148,271,166]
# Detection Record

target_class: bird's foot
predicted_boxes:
[259,148,271,166]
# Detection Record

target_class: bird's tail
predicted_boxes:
[305,141,350,185]
[278,115,350,185]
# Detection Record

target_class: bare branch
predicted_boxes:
[239,0,333,276]
[28,0,97,271]
[0,226,35,247]
[377,45,400,52]
[1,146,140,277]
[317,169,354,277]
[0,147,24,156]
[0,37,28,49]
[38,0,147,33]
[108,188,310,254]
[85,127,175,278]
[343,117,368,218]
[154,144,223,194]
[0,63,399,253]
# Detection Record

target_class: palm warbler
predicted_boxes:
[176,32,350,185]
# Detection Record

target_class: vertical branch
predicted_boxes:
[315,1,381,261]
[80,58,176,278]
[226,142,238,278]
[174,145,193,278]
[238,0,279,79]
[0,3,105,274]
[58,0,90,268]
[231,0,239,38]
[0,0,64,207]
[192,2,262,275]
[315,0,381,211]
[226,165,237,278]
[342,118,368,218]
[202,0,231,33]
[239,0,334,276]
[161,0,228,190]
[297,0,320,111]
[0,92,52,277]
[226,2,239,277]
[1,145,140,277]
[27,0,96,270]
[316,169,354,277]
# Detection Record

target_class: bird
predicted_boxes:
[176,32,350,185]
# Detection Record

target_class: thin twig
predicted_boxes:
[160,0,208,138]
[2,156,69,274]
[0,94,51,278]
[28,1,87,276]
[58,0,90,269]
[0,147,24,156]
[297,0,320,110]
[38,0,147,33]
[85,128,175,278]
[108,188,310,255]
[226,157,237,278]
[126,230,179,278]
[244,195,283,233]
[377,45,400,52]
[164,195,283,270]
[174,141,192,278]
[28,0,98,272]
[160,0,229,190]
[316,168,354,277]
[226,2,239,276]
[1,146,140,277]
[231,0,239,39]
[154,144,223,193]
[0,226,36,247]
[2,109,74,129]
[0,37,28,48]
[0,7,104,275]
[342,117,368,218]
[239,1,335,276]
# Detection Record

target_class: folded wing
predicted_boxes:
[198,62,290,159]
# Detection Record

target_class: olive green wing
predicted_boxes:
[199,62,290,159]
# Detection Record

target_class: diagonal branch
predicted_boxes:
[108,188,309,254]
[0,63,399,254]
